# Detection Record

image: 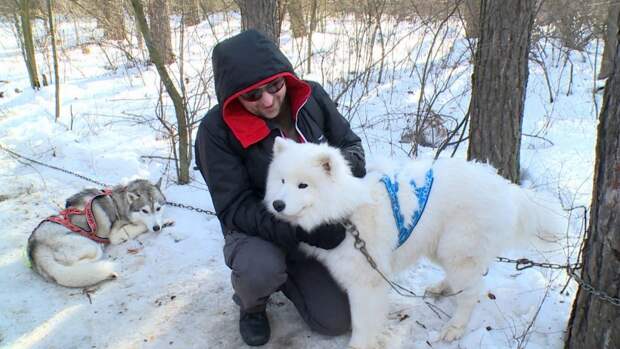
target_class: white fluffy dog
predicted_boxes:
[264,138,563,348]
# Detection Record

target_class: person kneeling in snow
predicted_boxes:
[195,30,366,346]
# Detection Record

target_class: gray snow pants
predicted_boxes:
[223,231,351,336]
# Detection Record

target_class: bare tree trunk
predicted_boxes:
[198,0,211,19]
[19,0,40,90]
[182,0,201,26]
[235,0,279,45]
[306,0,317,74]
[131,0,190,184]
[565,8,620,348]
[178,11,192,164]
[466,0,536,184]
[288,0,306,38]
[134,15,144,50]
[13,12,28,74]
[461,0,479,39]
[598,2,620,80]
[101,0,125,40]
[148,0,175,65]
[47,0,60,121]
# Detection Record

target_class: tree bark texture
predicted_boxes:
[182,0,201,26]
[101,0,126,40]
[287,0,306,38]
[306,0,317,74]
[461,0,479,39]
[148,0,175,64]
[598,2,620,80]
[19,0,40,90]
[565,9,620,348]
[466,0,536,184]
[131,0,190,184]
[235,0,280,45]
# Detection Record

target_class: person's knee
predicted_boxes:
[236,263,287,294]
[306,309,351,336]
[285,257,351,336]
[232,243,287,295]
[303,295,351,336]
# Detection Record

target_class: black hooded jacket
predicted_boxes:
[195,30,365,249]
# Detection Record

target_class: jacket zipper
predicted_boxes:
[294,96,310,143]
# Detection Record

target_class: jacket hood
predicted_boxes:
[211,30,311,149]
[212,30,294,104]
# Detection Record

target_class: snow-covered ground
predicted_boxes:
[0,13,599,349]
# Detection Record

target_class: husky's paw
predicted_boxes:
[425,280,452,298]
[162,219,175,229]
[440,324,465,342]
[98,261,119,283]
[109,230,130,245]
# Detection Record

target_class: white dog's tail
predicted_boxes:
[32,246,117,288]
[514,188,566,250]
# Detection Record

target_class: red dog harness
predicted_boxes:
[46,189,113,244]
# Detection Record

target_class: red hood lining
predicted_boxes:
[222,72,312,149]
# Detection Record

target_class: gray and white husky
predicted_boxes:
[27,179,168,288]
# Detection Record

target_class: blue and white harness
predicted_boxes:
[379,168,434,249]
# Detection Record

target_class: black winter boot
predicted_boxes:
[239,310,270,346]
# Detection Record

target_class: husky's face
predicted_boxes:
[265,138,355,231]
[125,179,166,232]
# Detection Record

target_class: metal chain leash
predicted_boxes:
[165,200,215,216]
[0,144,215,217]
[344,221,456,320]
[495,256,581,271]
[567,266,620,307]
[495,258,620,307]
[345,217,620,307]
[344,220,422,298]
[1,143,109,187]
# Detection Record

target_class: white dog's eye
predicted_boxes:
[156,207,161,212]
[141,209,149,214]
[298,183,308,189]
[281,179,285,184]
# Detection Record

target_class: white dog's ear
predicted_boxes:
[316,153,335,176]
[155,177,163,189]
[273,137,287,155]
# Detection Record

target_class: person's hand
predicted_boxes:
[296,223,346,250]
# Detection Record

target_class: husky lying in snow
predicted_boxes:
[264,138,563,348]
[28,179,169,288]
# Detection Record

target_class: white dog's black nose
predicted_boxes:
[272,200,285,212]
[153,225,161,232]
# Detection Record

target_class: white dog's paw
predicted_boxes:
[440,323,466,342]
[162,219,175,229]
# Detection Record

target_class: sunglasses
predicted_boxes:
[239,78,286,102]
